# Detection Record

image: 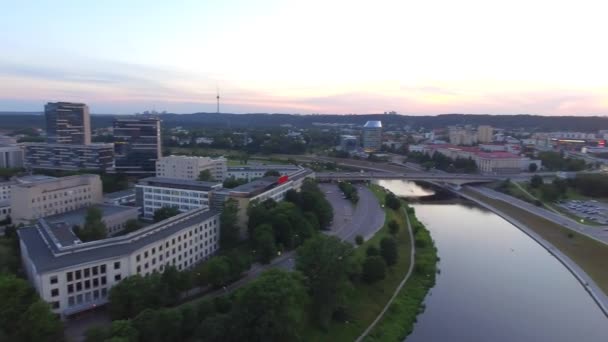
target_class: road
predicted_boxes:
[467,186,608,245]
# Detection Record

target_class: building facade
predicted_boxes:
[11,174,103,224]
[23,143,114,171]
[0,180,15,201]
[45,102,91,145]
[477,125,494,143]
[362,121,382,152]
[0,145,24,168]
[17,208,220,317]
[113,117,161,173]
[136,177,222,220]
[156,155,227,181]
[226,165,301,181]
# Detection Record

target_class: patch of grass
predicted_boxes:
[301,184,413,341]
[365,210,438,341]
[463,188,608,295]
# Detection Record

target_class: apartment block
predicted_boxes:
[156,155,227,181]
[11,174,103,224]
[135,177,222,220]
[113,117,161,173]
[23,143,114,171]
[45,102,91,145]
[17,208,220,317]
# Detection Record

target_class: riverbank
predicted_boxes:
[461,186,608,317]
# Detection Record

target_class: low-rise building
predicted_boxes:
[136,177,222,220]
[0,179,16,201]
[103,189,136,206]
[156,155,227,181]
[23,143,114,171]
[226,165,301,181]
[0,144,24,168]
[0,200,10,223]
[46,204,139,236]
[17,208,220,317]
[11,174,103,224]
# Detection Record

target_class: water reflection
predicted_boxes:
[375,180,608,342]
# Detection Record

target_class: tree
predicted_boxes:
[198,169,212,181]
[355,235,364,245]
[223,177,248,189]
[206,256,232,287]
[74,206,107,242]
[108,275,160,320]
[530,175,543,189]
[380,237,398,266]
[15,300,64,342]
[253,224,277,264]
[296,235,355,328]
[231,269,308,342]
[388,220,399,235]
[108,320,139,342]
[263,170,281,177]
[366,245,379,256]
[385,192,401,210]
[153,206,180,222]
[528,162,538,172]
[122,219,142,234]
[195,313,231,342]
[220,199,240,248]
[362,256,387,283]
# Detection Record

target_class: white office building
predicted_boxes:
[156,155,227,181]
[18,208,220,317]
[136,177,222,220]
[226,165,301,181]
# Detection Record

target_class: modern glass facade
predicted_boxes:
[113,117,161,173]
[45,102,91,145]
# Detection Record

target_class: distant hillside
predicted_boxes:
[0,112,607,132]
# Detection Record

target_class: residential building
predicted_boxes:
[156,155,227,181]
[362,121,382,152]
[17,208,220,317]
[136,177,222,220]
[477,125,494,143]
[113,117,161,173]
[46,204,139,236]
[23,143,114,171]
[448,127,478,146]
[0,145,24,168]
[226,165,301,181]
[45,102,91,145]
[11,174,103,224]
[103,189,136,206]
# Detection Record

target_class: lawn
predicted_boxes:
[302,184,413,341]
[463,188,608,295]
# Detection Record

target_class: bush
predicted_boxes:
[362,256,387,283]
[385,192,401,210]
[380,237,398,266]
[355,235,364,245]
[388,220,399,235]
[366,245,379,257]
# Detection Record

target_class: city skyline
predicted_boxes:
[1,0,607,115]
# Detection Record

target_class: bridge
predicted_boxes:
[315,171,503,186]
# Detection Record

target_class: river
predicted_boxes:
[375,180,608,342]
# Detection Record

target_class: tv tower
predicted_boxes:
[216,85,220,114]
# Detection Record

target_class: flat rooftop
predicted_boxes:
[45,204,138,227]
[138,177,221,191]
[103,188,136,200]
[16,175,57,184]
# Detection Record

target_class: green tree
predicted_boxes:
[366,245,379,257]
[362,256,387,283]
[530,175,543,188]
[388,220,400,235]
[355,235,364,245]
[198,169,212,181]
[296,235,355,328]
[107,320,138,342]
[385,192,401,210]
[131,309,160,342]
[223,177,248,189]
[85,326,109,342]
[0,274,37,338]
[74,206,107,242]
[528,162,538,172]
[380,236,399,266]
[15,300,63,342]
[231,269,308,342]
[206,256,232,287]
[253,224,277,264]
[108,275,160,320]
[122,219,142,234]
[153,206,181,222]
[195,313,231,342]
[220,199,240,248]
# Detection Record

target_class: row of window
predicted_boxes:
[31,187,91,203]
[65,264,109,283]
[66,288,108,308]
[143,189,207,198]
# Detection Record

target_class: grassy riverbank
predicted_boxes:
[463,188,608,295]
[365,207,438,341]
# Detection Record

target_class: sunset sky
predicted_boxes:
[1,0,606,115]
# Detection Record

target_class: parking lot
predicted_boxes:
[558,200,608,225]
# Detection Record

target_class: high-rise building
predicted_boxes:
[45,102,91,145]
[477,125,494,143]
[113,117,161,173]
[156,155,227,181]
[362,121,382,152]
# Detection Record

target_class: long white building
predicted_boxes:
[226,164,301,181]
[18,208,220,317]
[156,155,227,181]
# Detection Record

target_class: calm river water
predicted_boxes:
[375,180,608,342]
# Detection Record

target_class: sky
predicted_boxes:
[0,0,607,115]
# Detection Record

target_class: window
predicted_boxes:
[84,268,90,278]
[114,274,121,281]
[51,288,59,297]
[101,277,107,286]
[101,288,107,297]
[75,270,81,280]
[50,275,58,284]
[100,265,106,274]
[84,280,91,290]
[114,261,120,270]
[92,266,98,276]
[68,284,74,294]
[68,296,75,307]
[136,254,141,262]
[93,278,99,287]
[76,282,82,291]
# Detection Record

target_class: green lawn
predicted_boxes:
[302,185,413,342]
